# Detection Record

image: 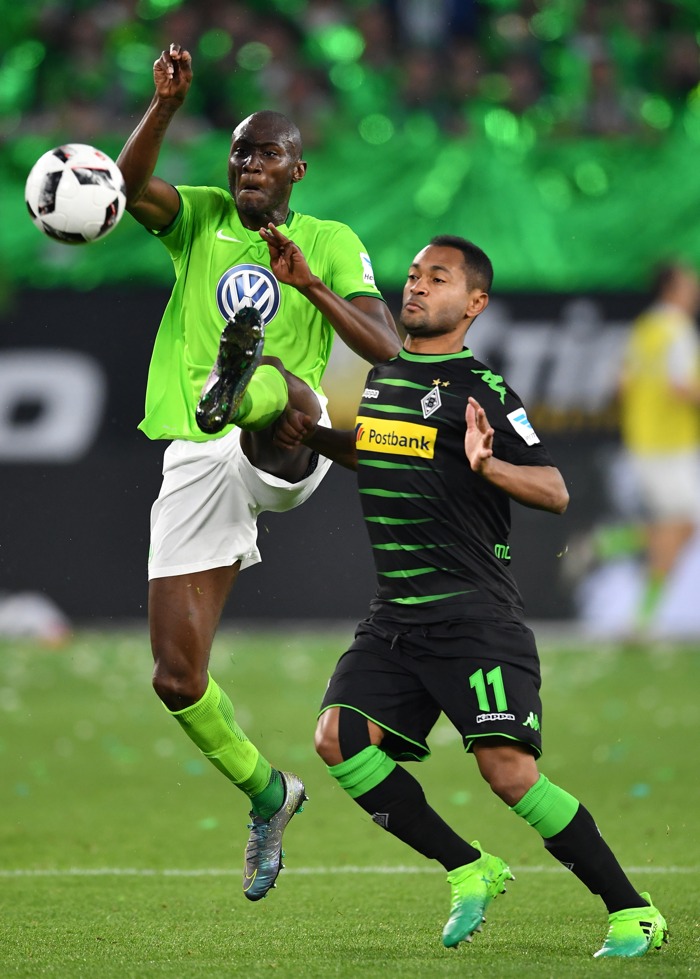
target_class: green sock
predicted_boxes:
[327,745,397,798]
[234,364,288,431]
[250,768,285,820]
[511,774,579,838]
[168,673,273,798]
[592,523,645,561]
[638,574,665,626]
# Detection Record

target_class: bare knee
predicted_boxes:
[474,741,539,806]
[148,570,236,711]
[151,649,209,711]
[315,709,343,766]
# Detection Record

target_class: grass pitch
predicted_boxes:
[1,627,698,978]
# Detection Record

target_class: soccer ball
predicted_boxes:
[24,143,126,245]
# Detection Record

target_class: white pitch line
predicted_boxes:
[0,865,693,878]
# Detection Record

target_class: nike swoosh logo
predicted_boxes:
[243,870,257,890]
[216,230,243,242]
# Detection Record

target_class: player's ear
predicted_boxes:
[291,160,307,183]
[466,290,489,318]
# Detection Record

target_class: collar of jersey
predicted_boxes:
[399,347,474,363]
[235,208,295,239]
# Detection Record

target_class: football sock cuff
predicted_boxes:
[167,673,268,793]
[511,774,579,838]
[328,745,397,799]
[249,766,284,820]
[234,364,288,431]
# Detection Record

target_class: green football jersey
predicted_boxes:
[139,185,384,441]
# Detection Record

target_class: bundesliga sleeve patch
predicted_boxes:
[360,252,376,285]
[506,407,540,445]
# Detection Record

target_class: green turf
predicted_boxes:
[1,628,698,977]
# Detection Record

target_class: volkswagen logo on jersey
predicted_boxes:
[216,264,281,324]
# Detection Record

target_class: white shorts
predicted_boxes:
[631,451,700,521]
[148,400,332,579]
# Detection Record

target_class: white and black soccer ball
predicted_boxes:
[25,143,127,245]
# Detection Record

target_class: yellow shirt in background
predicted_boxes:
[620,303,700,454]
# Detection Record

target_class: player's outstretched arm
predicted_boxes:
[307,426,358,470]
[274,408,358,470]
[116,43,192,231]
[465,397,569,514]
[260,225,401,364]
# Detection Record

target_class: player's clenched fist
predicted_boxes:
[153,42,193,103]
[273,407,316,450]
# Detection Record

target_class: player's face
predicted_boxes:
[228,118,306,227]
[400,245,482,338]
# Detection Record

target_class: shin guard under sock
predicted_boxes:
[513,775,645,913]
[329,746,480,871]
[168,673,274,799]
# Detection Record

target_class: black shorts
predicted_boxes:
[320,614,543,761]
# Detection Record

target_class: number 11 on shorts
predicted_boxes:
[469,666,508,712]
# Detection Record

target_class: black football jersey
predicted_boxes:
[354,347,555,623]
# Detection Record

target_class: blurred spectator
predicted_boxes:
[443,38,484,135]
[580,54,643,136]
[395,47,445,123]
[618,261,700,629]
[662,31,700,104]
[8,0,700,145]
[502,53,543,117]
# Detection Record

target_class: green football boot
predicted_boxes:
[442,842,514,948]
[593,892,668,958]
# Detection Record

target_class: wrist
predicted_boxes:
[473,455,494,477]
[298,274,324,297]
[153,94,184,115]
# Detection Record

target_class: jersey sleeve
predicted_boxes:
[323,223,385,302]
[491,388,555,467]
[149,186,209,258]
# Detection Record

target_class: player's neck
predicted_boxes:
[237,204,290,230]
[404,334,467,355]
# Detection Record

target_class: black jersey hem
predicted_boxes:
[368,598,526,625]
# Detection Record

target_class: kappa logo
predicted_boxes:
[362,387,380,399]
[216,264,281,324]
[523,711,540,731]
[355,415,436,458]
[476,712,516,723]
[507,407,541,445]
[421,385,441,419]
[472,368,507,404]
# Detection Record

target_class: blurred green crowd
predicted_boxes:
[2,0,700,292]
[3,0,699,147]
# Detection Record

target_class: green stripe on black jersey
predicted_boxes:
[356,347,553,618]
